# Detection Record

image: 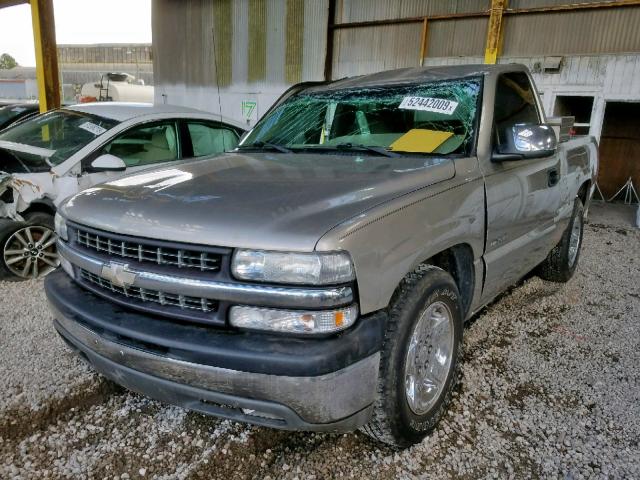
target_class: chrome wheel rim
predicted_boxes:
[3,225,59,279]
[568,214,582,267]
[405,300,455,416]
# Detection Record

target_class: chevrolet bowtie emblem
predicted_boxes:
[101,262,137,288]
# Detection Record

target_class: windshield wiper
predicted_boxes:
[238,141,293,154]
[334,143,400,158]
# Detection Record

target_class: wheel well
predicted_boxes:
[22,201,55,218]
[577,180,591,206]
[424,244,474,317]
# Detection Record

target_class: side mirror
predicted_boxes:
[90,154,127,172]
[493,124,557,162]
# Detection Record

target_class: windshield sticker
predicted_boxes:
[78,122,107,136]
[11,107,27,113]
[399,97,459,115]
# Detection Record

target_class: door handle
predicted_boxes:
[547,168,559,187]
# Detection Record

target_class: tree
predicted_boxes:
[0,53,18,69]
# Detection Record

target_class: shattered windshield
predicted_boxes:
[240,77,481,156]
[0,110,117,172]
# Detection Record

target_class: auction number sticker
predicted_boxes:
[78,122,107,136]
[399,96,458,115]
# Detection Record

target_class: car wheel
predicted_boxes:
[1,212,59,280]
[361,265,463,448]
[536,198,584,283]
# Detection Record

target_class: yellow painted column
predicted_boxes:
[419,18,429,66]
[30,0,60,112]
[484,0,507,64]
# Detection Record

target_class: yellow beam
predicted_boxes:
[484,0,507,64]
[419,18,429,66]
[30,0,60,112]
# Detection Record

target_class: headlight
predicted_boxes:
[232,250,355,285]
[229,304,358,334]
[54,213,68,241]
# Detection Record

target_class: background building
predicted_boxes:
[57,43,154,86]
[0,43,153,103]
[152,0,640,198]
[0,66,38,99]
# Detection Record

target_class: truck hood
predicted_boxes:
[61,152,455,251]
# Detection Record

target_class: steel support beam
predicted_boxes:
[484,0,507,64]
[30,0,60,112]
[419,18,429,66]
[324,0,336,81]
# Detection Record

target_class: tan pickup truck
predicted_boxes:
[47,64,597,447]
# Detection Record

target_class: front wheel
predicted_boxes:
[361,265,463,448]
[1,212,59,280]
[536,198,584,283]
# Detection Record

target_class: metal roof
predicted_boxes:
[64,102,246,129]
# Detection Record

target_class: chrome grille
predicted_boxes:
[75,228,221,272]
[80,269,217,313]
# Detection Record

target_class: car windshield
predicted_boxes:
[0,109,118,171]
[240,77,481,156]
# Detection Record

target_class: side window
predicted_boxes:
[187,122,239,157]
[494,72,540,147]
[102,122,178,167]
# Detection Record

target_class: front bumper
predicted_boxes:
[46,271,385,431]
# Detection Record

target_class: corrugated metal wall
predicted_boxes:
[153,0,327,124]
[508,0,606,8]
[502,7,640,56]
[425,17,487,58]
[331,16,487,79]
[332,23,423,78]
[153,0,217,86]
[333,0,489,23]
[152,0,640,126]
[330,0,489,79]
[153,0,327,87]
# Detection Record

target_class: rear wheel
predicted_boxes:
[537,198,584,283]
[0,212,59,280]
[361,265,463,448]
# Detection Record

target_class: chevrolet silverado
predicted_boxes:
[45,64,597,447]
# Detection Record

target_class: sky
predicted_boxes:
[0,0,151,67]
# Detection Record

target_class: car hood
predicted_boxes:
[61,152,456,251]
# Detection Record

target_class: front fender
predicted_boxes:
[316,170,485,315]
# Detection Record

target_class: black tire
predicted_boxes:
[536,198,584,283]
[0,219,23,280]
[361,265,463,448]
[0,212,56,281]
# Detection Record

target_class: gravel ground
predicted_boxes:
[0,209,638,479]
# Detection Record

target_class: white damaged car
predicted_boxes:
[0,102,245,280]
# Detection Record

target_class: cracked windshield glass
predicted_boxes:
[241,78,481,156]
[0,111,117,172]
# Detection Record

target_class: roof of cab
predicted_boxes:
[64,102,246,130]
[313,63,528,91]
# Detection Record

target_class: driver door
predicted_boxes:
[481,72,563,303]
